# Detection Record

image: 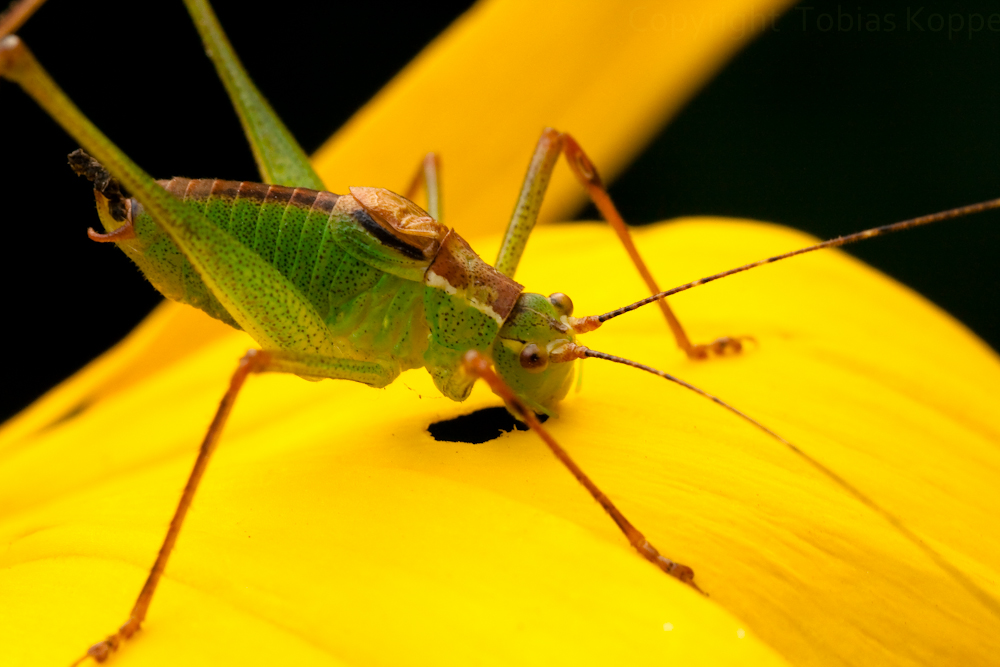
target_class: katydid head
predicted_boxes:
[493,292,578,416]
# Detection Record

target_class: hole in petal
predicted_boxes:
[428,406,547,444]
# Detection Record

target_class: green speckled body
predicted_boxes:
[97,178,522,401]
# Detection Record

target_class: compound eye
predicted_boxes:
[548,292,573,317]
[519,343,549,373]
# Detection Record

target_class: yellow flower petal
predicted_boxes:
[3,221,998,665]
[6,0,997,666]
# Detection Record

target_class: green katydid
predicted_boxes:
[3,0,1000,664]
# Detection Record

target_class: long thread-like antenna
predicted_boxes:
[572,344,1000,619]
[579,346,788,444]
[586,197,1000,326]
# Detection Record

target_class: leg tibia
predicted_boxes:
[495,127,751,361]
[72,350,393,664]
[461,350,703,594]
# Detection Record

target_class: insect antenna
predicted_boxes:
[462,350,704,593]
[554,342,1000,619]
[571,196,1000,330]
[557,344,788,445]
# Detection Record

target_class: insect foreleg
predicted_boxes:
[494,129,562,278]
[461,350,703,593]
[494,128,742,360]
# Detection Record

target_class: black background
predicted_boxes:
[3,0,998,421]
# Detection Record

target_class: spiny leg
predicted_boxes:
[73,350,394,665]
[494,129,562,278]
[461,350,703,593]
[495,128,747,359]
[403,152,442,222]
[70,351,266,665]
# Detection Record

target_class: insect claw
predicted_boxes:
[636,538,703,593]
[687,345,710,360]
[664,561,703,592]
[73,615,141,665]
[690,335,755,358]
[70,635,115,666]
[87,641,113,664]
[672,563,708,597]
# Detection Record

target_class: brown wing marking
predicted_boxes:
[349,186,448,259]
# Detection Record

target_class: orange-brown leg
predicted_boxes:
[461,350,703,593]
[71,348,392,665]
[71,350,271,665]
[495,128,748,360]
[561,134,748,359]
[0,0,46,37]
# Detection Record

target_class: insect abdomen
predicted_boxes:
[116,178,430,371]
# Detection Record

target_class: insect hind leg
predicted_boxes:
[72,350,394,665]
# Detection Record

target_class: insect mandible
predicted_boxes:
[1,1,1000,667]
